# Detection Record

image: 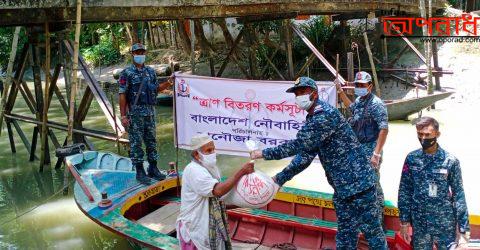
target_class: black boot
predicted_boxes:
[135,164,150,185]
[147,161,166,181]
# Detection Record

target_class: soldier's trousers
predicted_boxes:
[333,185,388,250]
[412,227,456,249]
[127,114,158,166]
[374,168,385,225]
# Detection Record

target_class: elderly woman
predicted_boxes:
[176,134,254,250]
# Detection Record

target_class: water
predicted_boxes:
[1,83,479,249]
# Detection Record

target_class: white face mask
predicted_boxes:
[199,151,217,168]
[295,93,313,110]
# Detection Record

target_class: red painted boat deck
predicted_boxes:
[227,199,409,250]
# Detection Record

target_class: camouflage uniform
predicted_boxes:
[398,146,470,249]
[349,93,388,224]
[119,64,159,166]
[262,99,388,250]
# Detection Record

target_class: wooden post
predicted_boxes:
[382,37,388,64]
[124,23,133,45]
[0,26,21,134]
[173,22,179,49]
[246,23,257,79]
[30,126,39,162]
[335,54,340,81]
[12,120,38,159]
[6,121,16,153]
[432,39,441,90]
[284,19,294,80]
[168,22,173,47]
[67,0,83,144]
[347,52,355,82]
[4,44,29,118]
[190,19,196,74]
[363,32,381,97]
[176,20,191,54]
[419,0,434,95]
[40,22,51,168]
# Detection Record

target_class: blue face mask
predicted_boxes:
[354,87,369,97]
[133,55,146,65]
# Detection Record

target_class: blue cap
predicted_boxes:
[131,43,146,52]
[286,77,318,93]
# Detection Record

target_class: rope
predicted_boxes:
[0,178,75,227]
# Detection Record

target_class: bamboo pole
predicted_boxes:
[40,22,51,167]
[284,19,294,80]
[0,26,21,135]
[347,52,354,82]
[190,20,196,75]
[363,32,381,97]
[67,0,82,144]
[419,0,434,95]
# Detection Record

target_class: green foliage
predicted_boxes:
[0,27,27,70]
[82,41,121,67]
[253,20,283,34]
[292,16,334,61]
[253,17,334,79]
[79,24,126,66]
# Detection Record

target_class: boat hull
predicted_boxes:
[386,92,453,120]
[68,151,480,249]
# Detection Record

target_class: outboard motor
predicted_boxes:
[55,143,86,158]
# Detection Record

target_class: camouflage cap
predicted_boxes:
[131,43,146,52]
[286,76,318,93]
[354,71,372,84]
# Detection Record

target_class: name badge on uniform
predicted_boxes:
[428,182,438,197]
[433,169,448,174]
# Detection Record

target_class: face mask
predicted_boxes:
[354,87,369,97]
[133,55,146,64]
[295,93,313,110]
[418,137,437,150]
[199,151,217,168]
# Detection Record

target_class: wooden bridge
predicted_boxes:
[0,0,448,172]
[0,0,447,26]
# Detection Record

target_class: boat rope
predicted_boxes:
[0,178,75,227]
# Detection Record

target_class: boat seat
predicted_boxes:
[228,208,396,240]
[137,203,180,235]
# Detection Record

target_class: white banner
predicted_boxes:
[174,73,336,157]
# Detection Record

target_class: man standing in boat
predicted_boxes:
[176,133,254,250]
[398,117,470,249]
[250,77,388,249]
[119,43,173,184]
[336,71,389,226]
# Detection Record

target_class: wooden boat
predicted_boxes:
[385,92,454,121]
[156,93,173,106]
[67,151,480,249]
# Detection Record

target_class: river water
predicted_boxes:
[0,82,478,249]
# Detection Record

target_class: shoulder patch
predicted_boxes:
[402,163,409,173]
[119,74,127,86]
